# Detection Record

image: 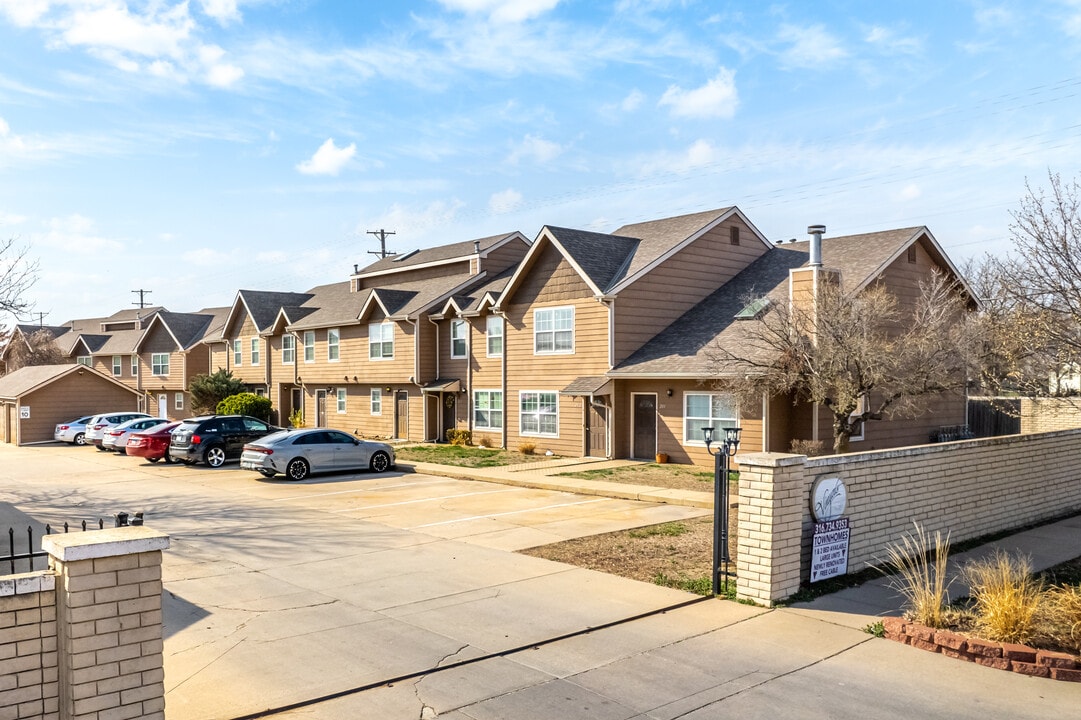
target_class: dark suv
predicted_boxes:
[169,415,281,468]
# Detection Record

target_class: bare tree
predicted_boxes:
[970,172,1081,397]
[0,237,39,319]
[710,272,974,453]
[7,328,65,371]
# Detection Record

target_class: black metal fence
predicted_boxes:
[4,512,143,576]
[967,398,1022,438]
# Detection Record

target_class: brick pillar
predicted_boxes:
[736,452,808,606]
[42,526,170,720]
[0,572,58,719]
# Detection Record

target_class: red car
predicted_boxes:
[125,422,181,463]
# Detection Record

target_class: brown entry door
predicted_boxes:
[395,391,409,439]
[315,390,327,428]
[586,403,607,457]
[632,394,656,459]
[442,394,456,440]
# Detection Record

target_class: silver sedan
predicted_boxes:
[240,429,395,480]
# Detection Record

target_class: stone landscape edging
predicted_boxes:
[882,617,1081,681]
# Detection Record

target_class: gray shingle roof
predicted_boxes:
[95,329,143,354]
[544,226,640,293]
[611,207,736,284]
[356,232,518,276]
[154,311,216,350]
[285,282,366,330]
[0,364,80,397]
[237,290,314,333]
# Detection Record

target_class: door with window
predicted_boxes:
[442,394,456,440]
[315,390,327,428]
[158,394,168,418]
[395,391,409,439]
[632,394,657,459]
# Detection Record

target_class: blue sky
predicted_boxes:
[1,0,1080,324]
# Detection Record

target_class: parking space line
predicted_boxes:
[407,498,607,529]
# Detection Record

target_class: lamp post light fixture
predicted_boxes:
[703,425,741,596]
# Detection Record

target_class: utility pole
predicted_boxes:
[367,229,397,259]
[132,289,152,308]
[36,312,45,327]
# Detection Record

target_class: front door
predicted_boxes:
[315,390,327,428]
[158,394,168,418]
[291,388,302,426]
[395,391,409,439]
[586,402,608,457]
[632,394,657,459]
[442,394,456,440]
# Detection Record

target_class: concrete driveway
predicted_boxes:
[1,444,1077,719]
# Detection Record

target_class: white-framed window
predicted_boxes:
[849,395,868,442]
[174,393,184,410]
[486,316,503,357]
[233,339,242,366]
[534,306,574,354]
[474,390,503,431]
[450,320,467,359]
[254,387,266,397]
[111,355,122,376]
[251,338,260,366]
[303,331,315,362]
[520,391,558,436]
[336,387,347,413]
[369,322,394,360]
[371,388,382,415]
[152,353,169,376]
[282,334,295,364]
[328,328,340,361]
[131,356,138,376]
[683,393,738,445]
[77,356,91,367]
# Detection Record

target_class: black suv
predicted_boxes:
[170,415,281,468]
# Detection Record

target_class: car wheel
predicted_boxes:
[204,446,226,468]
[73,433,86,446]
[258,469,277,479]
[369,451,391,473]
[286,458,310,481]
[163,451,174,464]
[148,457,160,463]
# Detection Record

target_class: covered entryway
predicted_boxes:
[421,379,461,442]
[561,376,612,458]
[632,393,657,459]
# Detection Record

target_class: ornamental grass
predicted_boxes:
[963,550,1043,645]
[882,522,952,628]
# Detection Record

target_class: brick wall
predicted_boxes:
[0,525,169,720]
[1020,397,1081,434]
[0,572,58,719]
[737,429,1081,605]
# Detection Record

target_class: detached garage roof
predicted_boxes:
[0,364,140,400]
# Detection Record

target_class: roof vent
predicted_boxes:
[474,240,481,253]
[807,225,825,267]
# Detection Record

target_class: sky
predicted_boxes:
[2,0,1081,325]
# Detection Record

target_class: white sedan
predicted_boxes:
[240,429,395,480]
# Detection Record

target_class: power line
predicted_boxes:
[366,229,397,259]
[132,289,153,308]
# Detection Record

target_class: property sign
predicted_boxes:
[811,517,850,582]
[19,406,29,419]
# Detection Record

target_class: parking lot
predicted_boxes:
[4,444,1079,720]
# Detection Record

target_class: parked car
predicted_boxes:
[126,421,182,463]
[241,429,395,480]
[54,415,95,445]
[85,412,152,450]
[169,415,281,468]
[101,417,170,453]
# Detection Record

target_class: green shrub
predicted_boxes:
[188,369,246,414]
[216,392,273,422]
[446,429,471,446]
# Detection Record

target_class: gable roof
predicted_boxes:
[354,231,525,279]
[224,290,314,337]
[610,226,974,378]
[0,363,140,399]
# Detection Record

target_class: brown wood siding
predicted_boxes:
[139,324,185,392]
[18,374,139,444]
[294,324,367,385]
[223,316,264,384]
[612,220,769,364]
[467,315,505,446]
[355,259,472,289]
[267,332,296,388]
[481,239,530,275]
[414,316,437,383]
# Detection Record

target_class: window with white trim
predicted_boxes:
[369,323,393,360]
[152,353,169,376]
[175,393,184,410]
[112,356,122,376]
[336,387,347,414]
[520,391,558,436]
[450,320,467,358]
[303,331,315,362]
[486,316,503,357]
[282,334,295,364]
[251,338,260,366]
[131,356,138,376]
[849,395,868,442]
[77,356,91,367]
[233,339,242,366]
[371,388,382,415]
[474,390,502,431]
[328,328,340,361]
[534,307,574,354]
[683,393,738,444]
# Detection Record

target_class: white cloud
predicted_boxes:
[488,188,523,214]
[437,0,561,23]
[777,24,848,69]
[362,199,466,239]
[864,25,922,55]
[296,138,357,176]
[0,0,50,26]
[199,0,240,25]
[658,68,739,119]
[507,134,564,165]
[635,139,721,176]
[182,247,231,266]
[621,89,645,112]
[897,183,922,201]
[0,211,27,226]
[39,214,123,254]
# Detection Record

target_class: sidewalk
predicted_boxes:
[403,458,1081,622]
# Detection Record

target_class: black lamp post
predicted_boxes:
[704,426,741,596]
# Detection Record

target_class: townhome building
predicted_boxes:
[135,309,229,418]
